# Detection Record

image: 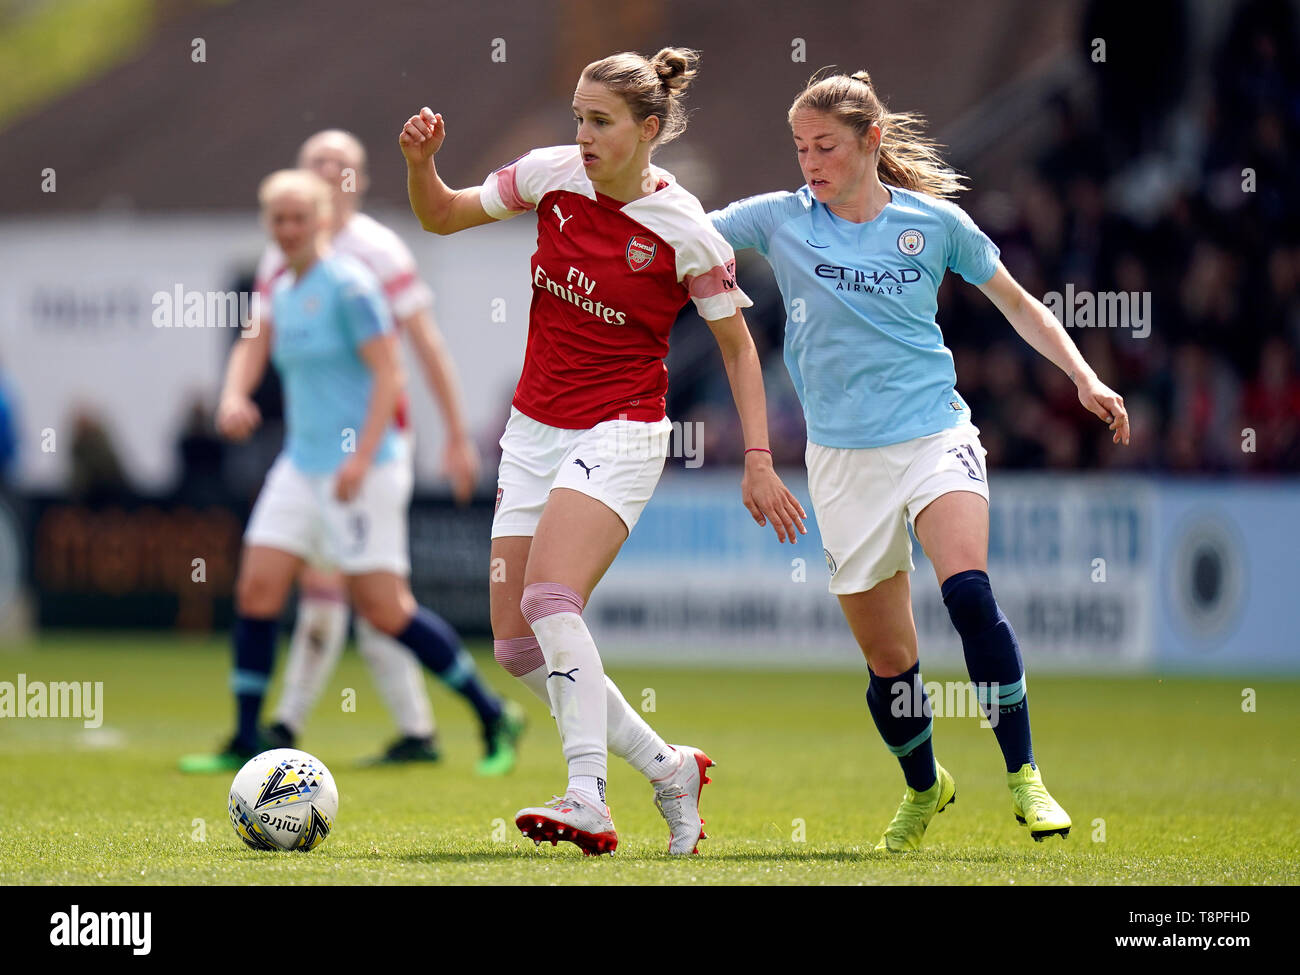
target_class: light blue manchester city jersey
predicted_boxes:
[270,253,400,474]
[710,184,999,448]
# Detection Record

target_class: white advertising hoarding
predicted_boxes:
[589,470,1156,673]
[0,212,536,492]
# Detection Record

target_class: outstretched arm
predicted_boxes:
[400,108,496,235]
[977,262,1130,446]
[707,309,808,543]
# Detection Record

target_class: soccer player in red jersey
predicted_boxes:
[401,48,807,855]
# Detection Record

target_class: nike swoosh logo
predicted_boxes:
[805,239,829,248]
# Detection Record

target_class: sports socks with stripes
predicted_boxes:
[865,661,937,791]
[519,582,611,805]
[494,635,678,782]
[941,568,1035,773]
[273,596,349,735]
[232,615,277,750]
[395,606,502,730]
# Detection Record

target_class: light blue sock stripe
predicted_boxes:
[998,676,1026,706]
[885,718,933,758]
[976,677,1027,709]
[440,650,477,689]
[231,670,269,695]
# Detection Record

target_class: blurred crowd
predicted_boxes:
[671,0,1300,474]
[32,0,1300,505]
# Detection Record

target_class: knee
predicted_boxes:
[351,591,411,637]
[235,569,285,618]
[493,636,544,676]
[865,644,917,679]
[518,582,584,625]
[489,596,529,643]
[299,565,346,601]
[940,569,999,632]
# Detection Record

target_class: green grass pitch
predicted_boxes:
[1,634,1297,885]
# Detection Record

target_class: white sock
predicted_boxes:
[512,665,554,715]
[525,606,608,790]
[604,674,678,782]
[356,617,436,738]
[274,596,350,733]
[512,665,674,781]
[570,774,604,805]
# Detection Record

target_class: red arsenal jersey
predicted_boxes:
[479,145,751,428]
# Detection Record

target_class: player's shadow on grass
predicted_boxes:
[705,847,1062,863]
[372,847,1048,864]
[372,848,557,863]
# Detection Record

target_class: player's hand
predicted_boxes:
[334,454,370,502]
[215,394,261,442]
[742,452,807,544]
[1076,374,1131,446]
[442,434,480,506]
[399,108,446,166]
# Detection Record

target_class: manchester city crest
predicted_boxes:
[897,229,925,255]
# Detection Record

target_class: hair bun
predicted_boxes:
[851,70,873,86]
[651,47,699,91]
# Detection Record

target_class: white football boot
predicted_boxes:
[651,745,715,855]
[515,794,618,856]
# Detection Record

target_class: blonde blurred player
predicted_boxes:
[255,131,486,766]
[180,169,523,777]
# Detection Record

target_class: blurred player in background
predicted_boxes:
[180,170,523,775]
[710,70,1130,851]
[401,48,806,855]
[253,130,484,766]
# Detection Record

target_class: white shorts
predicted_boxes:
[492,407,671,538]
[244,453,413,575]
[806,424,990,595]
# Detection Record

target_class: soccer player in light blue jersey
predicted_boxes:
[711,70,1131,851]
[180,170,523,775]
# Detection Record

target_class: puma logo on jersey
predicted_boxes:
[552,205,574,233]
[573,458,600,479]
[548,668,580,682]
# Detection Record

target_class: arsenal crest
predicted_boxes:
[626,235,657,271]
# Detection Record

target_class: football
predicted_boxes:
[228,748,338,852]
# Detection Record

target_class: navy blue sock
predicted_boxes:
[941,569,1034,773]
[232,616,277,749]
[865,662,937,791]
[395,607,502,728]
